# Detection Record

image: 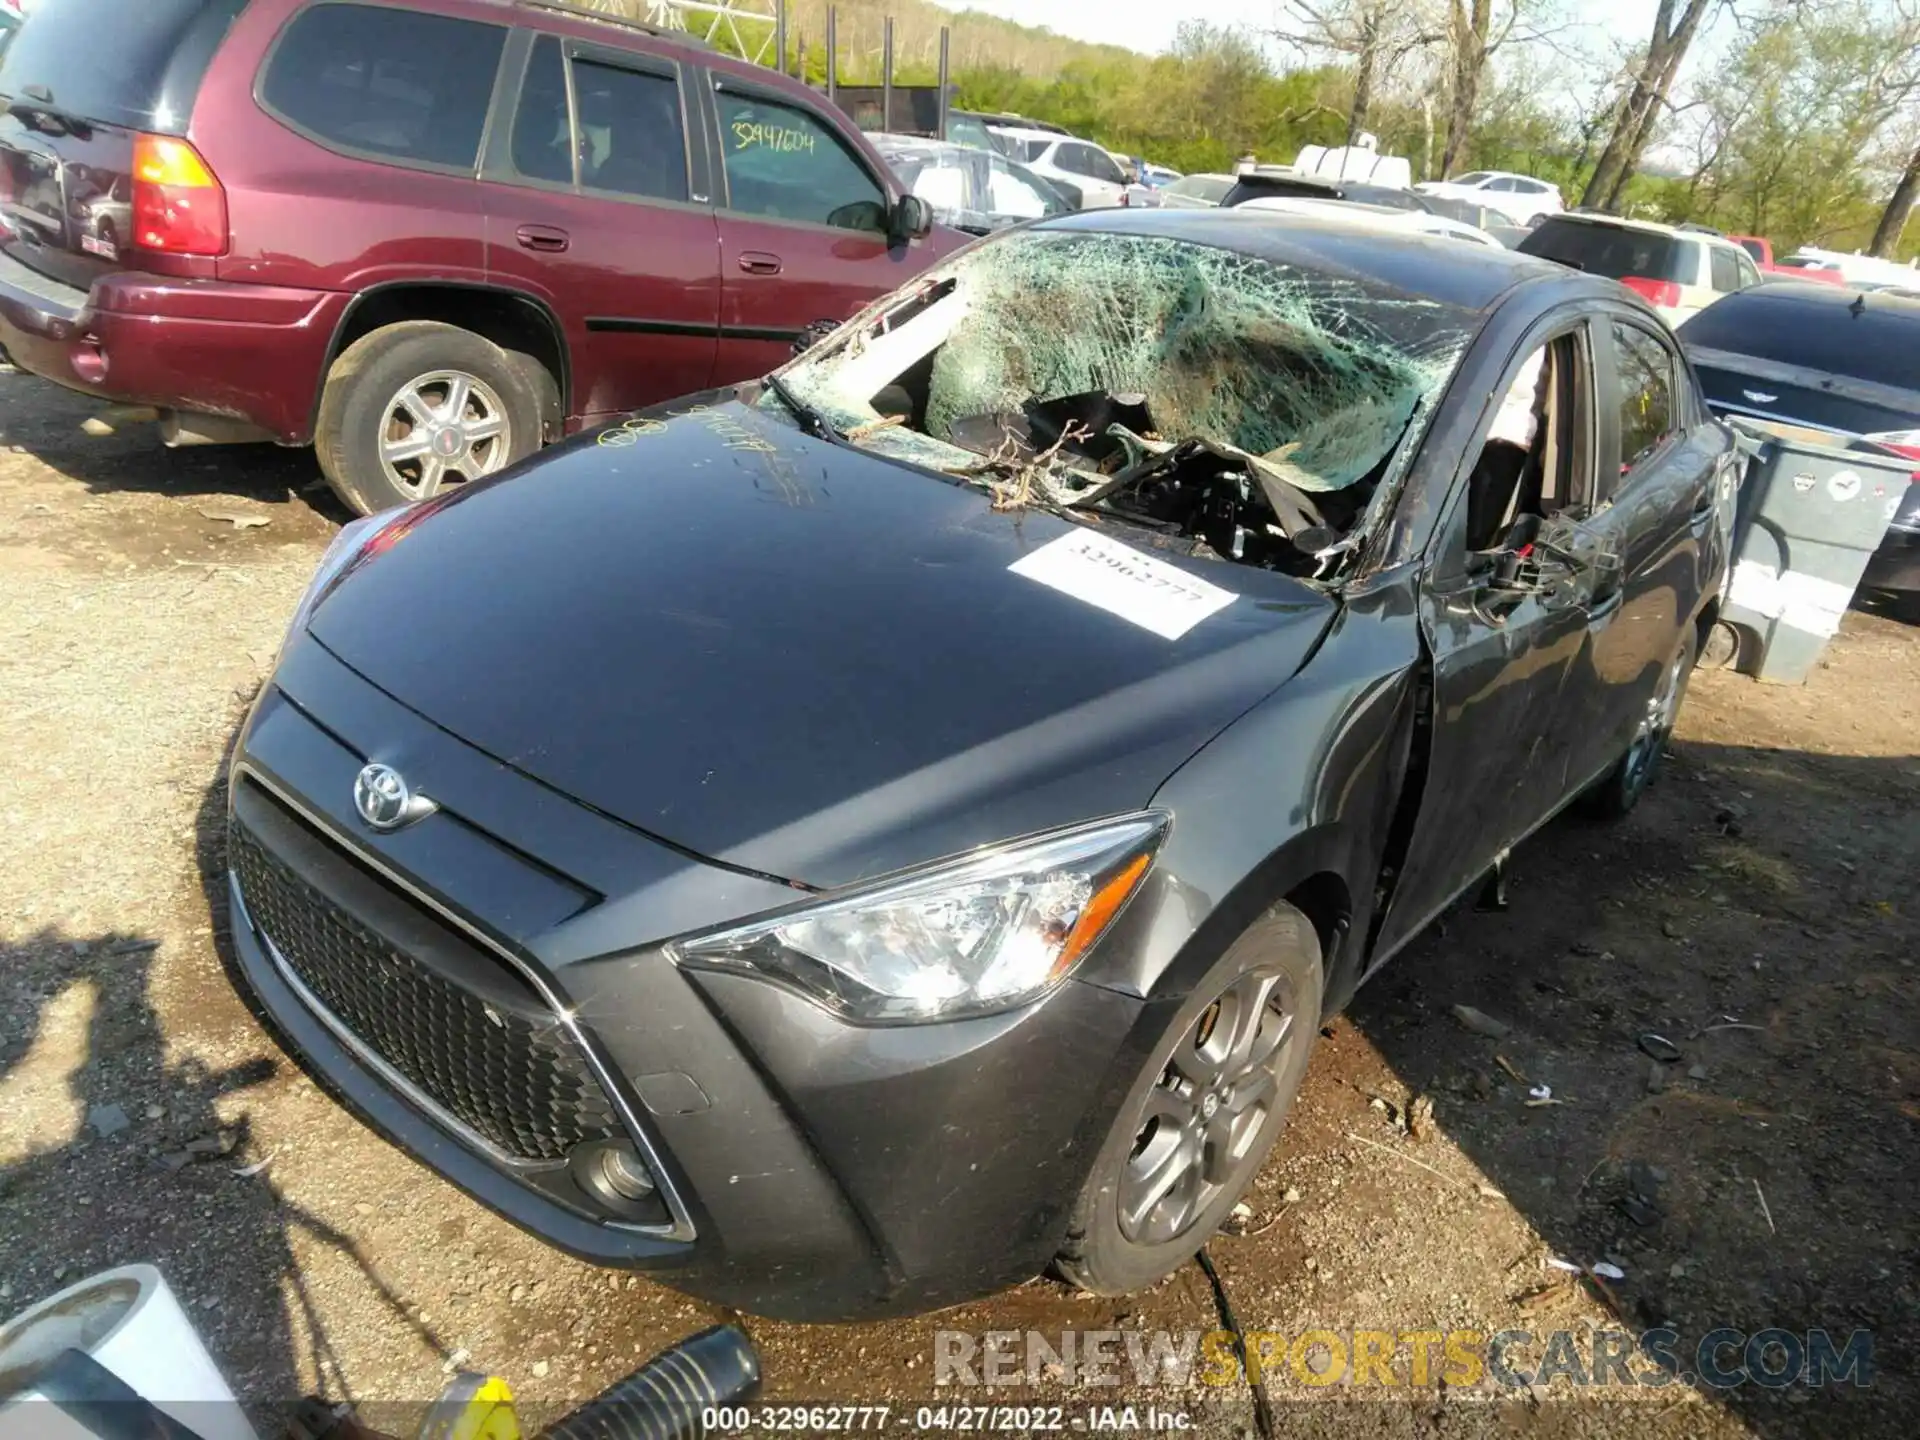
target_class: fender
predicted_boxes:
[1078,574,1429,1016]
[307,280,572,443]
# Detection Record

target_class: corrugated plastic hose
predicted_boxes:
[541,1324,761,1440]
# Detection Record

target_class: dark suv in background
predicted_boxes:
[0,0,953,512]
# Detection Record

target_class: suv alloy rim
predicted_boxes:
[1118,967,1298,1244]
[378,370,513,499]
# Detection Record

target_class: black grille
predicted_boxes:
[230,816,621,1164]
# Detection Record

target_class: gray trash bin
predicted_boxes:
[1720,418,1906,683]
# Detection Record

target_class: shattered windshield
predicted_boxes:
[768,230,1476,578]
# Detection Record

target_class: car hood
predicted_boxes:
[307,396,1336,888]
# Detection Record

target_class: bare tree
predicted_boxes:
[1870,142,1920,254]
[1581,0,1716,210]
[1275,1,1435,141]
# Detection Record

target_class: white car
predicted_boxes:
[986,126,1155,210]
[1235,197,1502,247]
[1415,170,1563,226]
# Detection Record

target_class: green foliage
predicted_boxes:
[577,0,1919,253]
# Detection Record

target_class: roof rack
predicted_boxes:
[1677,222,1725,236]
[511,0,712,49]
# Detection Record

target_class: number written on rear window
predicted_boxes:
[1610,323,1676,471]
[260,2,505,170]
[716,91,884,231]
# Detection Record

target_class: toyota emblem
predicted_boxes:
[353,762,436,832]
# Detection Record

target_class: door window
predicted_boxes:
[509,35,573,185]
[1709,246,1742,293]
[1455,334,1590,555]
[1487,177,1521,192]
[1609,322,1676,472]
[1083,148,1127,187]
[574,59,687,201]
[1735,252,1762,289]
[260,2,506,170]
[716,90,886,230]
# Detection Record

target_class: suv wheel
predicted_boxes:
[1056,904,1323,1295]
[316,321,550,513]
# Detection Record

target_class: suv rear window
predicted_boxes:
[1222,176,1335,207]
[1680,289,1920,392]
[0,0,252,133]
[260,2,505,171]
[1520,219,1687,282]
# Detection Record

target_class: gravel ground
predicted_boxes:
[2,368,1915,1439]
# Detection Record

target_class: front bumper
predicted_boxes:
[227,638,1151,1320]
[0,249,348,442]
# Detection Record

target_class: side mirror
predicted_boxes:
[1491,515,1621,610]
[892,194,935,242]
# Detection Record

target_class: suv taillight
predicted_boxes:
[132,134,228,256]
[1620,276,1682,309]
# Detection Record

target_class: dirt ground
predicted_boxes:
[2,366,1915,1440]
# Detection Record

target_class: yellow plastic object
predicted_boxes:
[416,1373,521,1440]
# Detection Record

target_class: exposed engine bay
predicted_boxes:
[768,230,1477,579]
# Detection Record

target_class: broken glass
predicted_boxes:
[766,230,1477,576]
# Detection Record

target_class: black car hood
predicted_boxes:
[307,398,1336,888]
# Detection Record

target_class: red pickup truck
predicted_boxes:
[1729,235,1845,283]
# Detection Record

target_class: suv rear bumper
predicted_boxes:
[0,251,347,442]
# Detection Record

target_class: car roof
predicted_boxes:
[989,126,1070,144]
[1544,211,1737,248]
[1736,279,1920,316]
[1033,208,1570,311]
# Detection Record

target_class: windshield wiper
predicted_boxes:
[762,372,845,445]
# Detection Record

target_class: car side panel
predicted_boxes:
[1098,572,1429,1014]
[480,32,722,423]
[1562,314,1731,787]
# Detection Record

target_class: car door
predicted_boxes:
[481,31,721,426]
[1076,143,1132,207]
[1370,324,1606,959]
[704,75,932,380]
[1555,316,1725,792]
[1481,176,1524,223]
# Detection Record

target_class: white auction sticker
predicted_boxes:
[1009,529,1237,640]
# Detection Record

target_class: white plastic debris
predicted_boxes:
[1528,1084,1553,1101]
[1547,1257,1583,1273]
[1591,1262,1627,1281]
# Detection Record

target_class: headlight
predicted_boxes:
[671,813,1168,1023]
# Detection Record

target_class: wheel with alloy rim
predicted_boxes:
[1586,624,1697,818]
[376,369,513,501]
[315,321,549,515]
[1058,904,1323,1294]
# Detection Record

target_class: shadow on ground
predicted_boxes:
[0,369,342,517]
[1334,735,1918,1438]
[0,747,466,1437]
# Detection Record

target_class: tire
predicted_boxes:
[1056,904,1324,1295]
[1584,623,1698,819]
[315,321,547,514]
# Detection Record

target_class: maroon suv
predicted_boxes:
[0,0,957,511]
